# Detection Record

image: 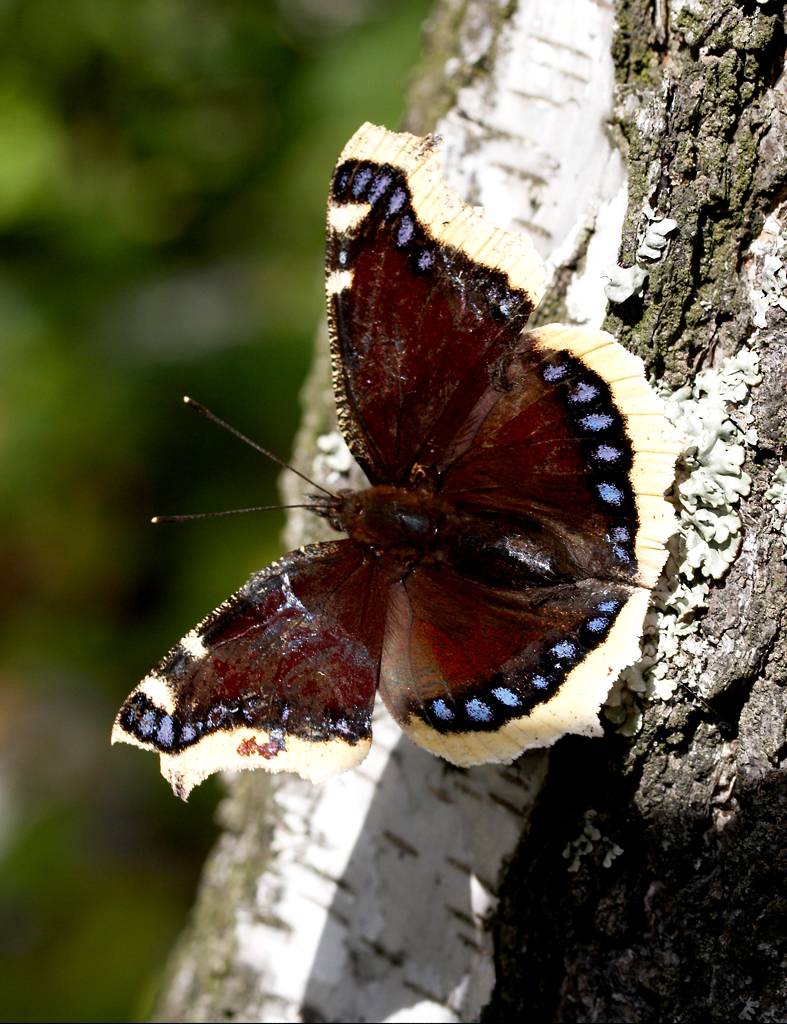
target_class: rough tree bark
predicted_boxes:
[154,2,786,1021]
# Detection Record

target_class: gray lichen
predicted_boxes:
[606,348,761,731]
[604,208,678,303]
[603,261,648,304]
[636,212,678,261]
[605,1,783,380]
[765,465,787,560]
[561,809,624,873]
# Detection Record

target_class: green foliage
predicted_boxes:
[0,1,430,1019]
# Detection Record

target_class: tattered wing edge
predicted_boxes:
[112,722,371,800]
[111,542,376,800]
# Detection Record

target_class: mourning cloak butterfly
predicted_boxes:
[113,123,681,799]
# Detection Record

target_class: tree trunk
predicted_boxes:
[154,1,787,1021]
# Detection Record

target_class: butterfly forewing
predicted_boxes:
[113,541,386,798]
[438,325,680,589]
[326,122,546,485]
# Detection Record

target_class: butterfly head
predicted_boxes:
[321,485,443,556]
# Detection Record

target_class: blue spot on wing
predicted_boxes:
[594,443,621,463]
[491,686,520,707]
[569,382,600,403]
[368,171,392,204]
[498,292,514,317]
[466,698,493,722]
[157,715,174,748]
[396,215,414,247]
[351,167,372,198]
[432,698,454,721]
[387,187,406,215]
[551,640,577,660]
[138,709,157,738]
[598,481,625,505]
[542,363,568,382]
[612,543,632,563]
[581,412,615,431]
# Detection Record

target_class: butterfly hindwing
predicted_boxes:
[378,562,650,766]
[376,321,680,766]
[112,541,386,798]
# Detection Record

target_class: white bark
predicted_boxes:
[437,0,626,321]
[231,723,546,1022]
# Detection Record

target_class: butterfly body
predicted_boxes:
[113,123,682,799]
[332,484,445,555]
[336,482,605,589]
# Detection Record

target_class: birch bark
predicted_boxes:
[154,1,786,1020]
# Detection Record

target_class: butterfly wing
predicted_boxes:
[326,122,547,485]
[120,126,682,787]
[327,125,679,765]
[112,541,386,798]
[379,563,649,766]
[379,325,681,764]
[438,324,681,588]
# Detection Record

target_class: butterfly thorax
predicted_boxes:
[335,485,587,587]
[337,485,445,555]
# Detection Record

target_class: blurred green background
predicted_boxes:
[0,1,430,1019]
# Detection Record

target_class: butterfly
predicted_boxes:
[112,123,681,799]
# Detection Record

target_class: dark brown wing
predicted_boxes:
[326,122,546,485]
[378,325,681,766]
[378,562,650,766]
[112,541,386,798]
[439,325,681,589]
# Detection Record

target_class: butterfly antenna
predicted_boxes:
[151,503,328,525]
[182,396,339,499]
